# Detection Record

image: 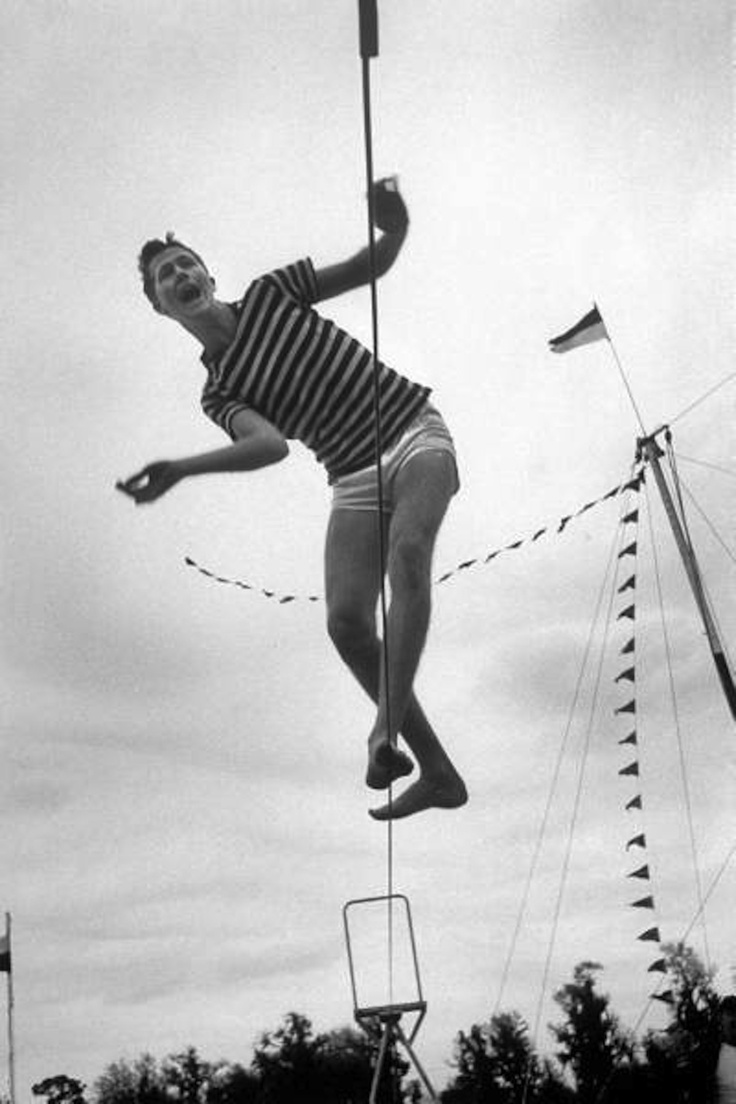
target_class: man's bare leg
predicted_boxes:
[326,509,436,787]
[325,451,467,818]
[367,451,467,819]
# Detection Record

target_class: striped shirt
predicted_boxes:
[200,258,430,482]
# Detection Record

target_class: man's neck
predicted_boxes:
[179,299,238,359]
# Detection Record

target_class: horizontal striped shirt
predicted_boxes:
[200,258,430,481]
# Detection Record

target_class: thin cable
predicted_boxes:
[664,440,736,707]
[492,706,577,1018]
[674,481,736,686]
[604,334,648,437]
[522,489,635,1103]
[677,476,736,568]
[492,471,634,1014]
[360,38,395,1007]
[495,470,643,1015]
[668,369,736,428]
[674,453,736,481]
[643,481,711,966]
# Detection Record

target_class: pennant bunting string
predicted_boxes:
[611,496,665,980]
[185,466,647,604]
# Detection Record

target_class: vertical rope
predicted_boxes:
[359,13,395,1005]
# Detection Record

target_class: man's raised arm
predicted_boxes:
[314,177,409,302]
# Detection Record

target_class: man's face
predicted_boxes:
[149,247,215,320]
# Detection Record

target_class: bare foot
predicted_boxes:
[369,769,468,820]
[366,740,414,790]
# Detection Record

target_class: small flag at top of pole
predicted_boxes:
[549,305,609,354]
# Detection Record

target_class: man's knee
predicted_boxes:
[388,534,432,592]
[326,603,377,657]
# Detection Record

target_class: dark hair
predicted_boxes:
[138,232,209,306]
[722,995,736,1014]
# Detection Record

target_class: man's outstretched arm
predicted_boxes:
[314,177,409,302]
[116,409,288,504]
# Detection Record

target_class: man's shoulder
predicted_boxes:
[250,257,317,303]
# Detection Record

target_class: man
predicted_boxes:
[117,179,467,821]
[715,996,736,1103]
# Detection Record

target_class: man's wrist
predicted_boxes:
[171,458,192,480]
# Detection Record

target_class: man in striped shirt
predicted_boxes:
[118,180,467,821]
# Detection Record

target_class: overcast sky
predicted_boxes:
[2,0,735,1095]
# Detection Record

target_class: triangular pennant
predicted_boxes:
[638,927,661,943]
[618,575,636,593]
[617,605,636,621]
[618,731,637,746]
[623,472,645,492]
[532,529,546,541]
[622,510,640,525]
[620,638,635,654]
[504,540,523,551]
[615,667,636,683]
[615,700,636,715]
[626,833,647,850]
[557,516,572,533]
[484,551,500,562]
[631,896,655,909]
[651,990,675,1004]
[627,864,650,879]
[619,761,640,777]
[618,542,638,559]
[626,795,643,811]
[648,960,668,974]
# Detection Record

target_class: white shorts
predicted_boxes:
[331,402,459,513]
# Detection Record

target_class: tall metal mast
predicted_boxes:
[639,428,736,722]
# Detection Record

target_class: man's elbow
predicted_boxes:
[260,432,289,466]
[270,437,289,464]
[233,430,289,469]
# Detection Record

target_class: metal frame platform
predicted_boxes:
[343,894,438,1102]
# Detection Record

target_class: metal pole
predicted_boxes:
[639,433,736,721]
[356,0,396,1005]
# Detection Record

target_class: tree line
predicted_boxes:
[29,941,730,1104]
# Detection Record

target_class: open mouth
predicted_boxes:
[176,282,201,304]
